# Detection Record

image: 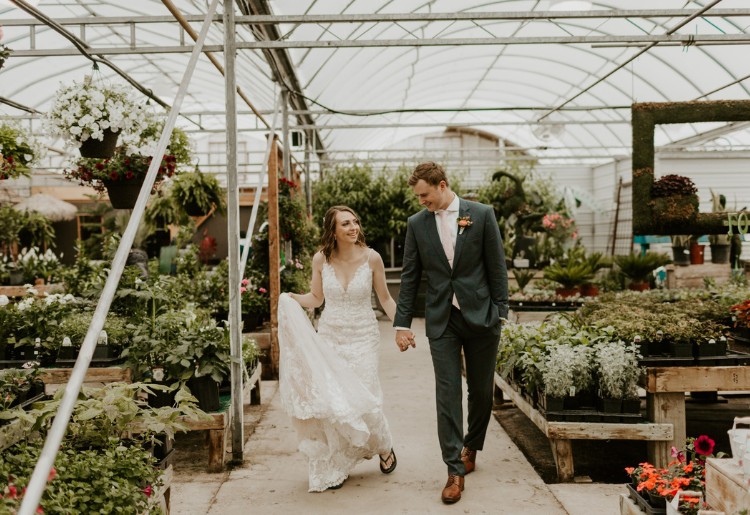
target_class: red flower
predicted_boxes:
[109,171,119,181]
[143,485,153,497]
[694,435,715,456]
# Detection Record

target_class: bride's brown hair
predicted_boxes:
[320,205,367,262]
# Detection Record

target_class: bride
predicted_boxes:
[279,205,409,492]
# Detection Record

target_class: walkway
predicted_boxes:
[172,318,624,514]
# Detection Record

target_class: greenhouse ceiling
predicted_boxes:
[2,0,750,168]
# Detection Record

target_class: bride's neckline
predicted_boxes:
[326,250,370,293]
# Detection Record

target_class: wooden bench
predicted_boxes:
[179,363,262,472]
[494,373,673,482]
[646,365,750,468]
[39,366,132,394]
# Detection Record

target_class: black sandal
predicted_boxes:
[379,448,397,474]
[328,476,347,490]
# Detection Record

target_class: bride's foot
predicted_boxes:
[379,448,397,474]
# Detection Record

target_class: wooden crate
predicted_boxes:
[705,457,750,514]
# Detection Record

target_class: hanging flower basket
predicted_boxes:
[103,177,145,209]
[79,128,120,159]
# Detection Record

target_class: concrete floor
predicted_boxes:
[171,318,625,514]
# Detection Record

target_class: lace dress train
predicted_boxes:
[278,258,393,492]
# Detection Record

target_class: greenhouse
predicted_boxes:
[1,1,750,513]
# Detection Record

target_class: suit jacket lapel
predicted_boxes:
[425,211,452,271]
[452,200,470,270]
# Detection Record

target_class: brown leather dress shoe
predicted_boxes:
[461,447,477,474]
[441,474,464,504]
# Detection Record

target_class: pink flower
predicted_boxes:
[241,278,249,286]
[258,287,267,294]
[240,287,247,293]
[671,446,685,463]
[143,485,153,497]
[48,467,57,482]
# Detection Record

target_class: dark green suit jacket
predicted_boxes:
[394,198,509,339]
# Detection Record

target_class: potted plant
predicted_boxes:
[708,190,731,264]
[593,341,642,415]
[0,123,42,181]
[614,252,671,290]
[65,147,177,209]
[649,173,699,226]
[670,235,692,266]
[542,260,593,298]
[730,299,750,342]
[171,166,227,217]
[47,76,145,158]
[538,344,577,414]
[241,280,270,331]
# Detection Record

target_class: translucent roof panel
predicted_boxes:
[2,0,750,167]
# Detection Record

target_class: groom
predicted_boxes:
[394,162,508,504]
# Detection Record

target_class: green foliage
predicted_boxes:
[0,122,41,180]
[511,268,536,292]
[543,260,593,289]
[614,252,671,283]
[312,164,419,258]
[0,442,164,514]
[171,167,227,216]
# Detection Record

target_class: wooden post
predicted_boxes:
[549,439,574,482]
[647,391,685,468]
[268,139,281,377]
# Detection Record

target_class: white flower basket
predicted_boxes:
[46,77,145,153]
[667,490,703,515]
[728,416,750,464]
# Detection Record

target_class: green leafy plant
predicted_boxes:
[0,44,11,69]
[614,252,671,284]
[0,122,42,180]
[512,268,536,292]
[593,341,642,400]
[171,166,226,216]
[543,260,593,289]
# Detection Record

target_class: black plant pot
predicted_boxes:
[184,200,209,217]
[187,376,220,412]
[710,244,730,264]
[79,129,119,158]
[103,178,146,209]
[597,397,622,413]
[671,246,691,266]
[668,341,693,358]
[622,398,641,415]
[147,381,178,409]
[539,393,565,413]
[694,340,727,357]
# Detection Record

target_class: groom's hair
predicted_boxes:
[409,161,449,187]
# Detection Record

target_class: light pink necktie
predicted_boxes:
[439,210,454,266]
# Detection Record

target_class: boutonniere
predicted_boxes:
[457,215,473,234]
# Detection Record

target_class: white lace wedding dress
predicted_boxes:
[278,256,393,492]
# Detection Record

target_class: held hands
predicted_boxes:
[395,329,416,352]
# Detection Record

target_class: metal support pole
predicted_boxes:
[223,0,243,464]
[239,96,282,276]
[17,1,220,513]
[281,88,292,262]
[304,136,312,218]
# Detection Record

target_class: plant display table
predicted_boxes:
[705,457,750,513]
[646,365,750,468]
[494,373,673,481]
[0,284,63,297]
[39,366,132,394]
[180,364,262,472]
